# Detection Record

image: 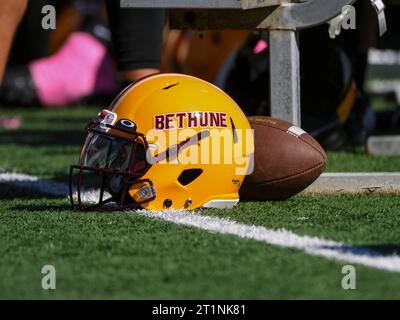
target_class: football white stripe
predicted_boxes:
[2,171,400,273]
[287,125,307,137]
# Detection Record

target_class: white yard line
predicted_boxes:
[2,171,400,273]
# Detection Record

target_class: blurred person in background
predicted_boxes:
[0,0,165,108]
[104,0,165,87]
[2,0,399,151]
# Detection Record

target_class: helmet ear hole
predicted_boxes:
[178,169,203,186]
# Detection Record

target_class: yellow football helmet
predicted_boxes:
[69,73,254,211]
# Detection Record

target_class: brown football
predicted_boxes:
[240,116,327,201]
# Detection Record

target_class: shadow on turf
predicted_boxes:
[0,130,86,147]
[0,184,64,200]
[11,204,72,212]
[321,244,400,258]
[11,203,119,213]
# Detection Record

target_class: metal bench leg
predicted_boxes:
[269,30,301,126]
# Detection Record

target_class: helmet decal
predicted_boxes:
[154,112,228,130]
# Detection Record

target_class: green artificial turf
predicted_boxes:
[1,107,400,299]
[205,194,400,244]
[1,195,400,299]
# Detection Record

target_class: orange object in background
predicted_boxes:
[162,30,250,82]
[49,5,79,54]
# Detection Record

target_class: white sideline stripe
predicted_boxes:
[143,210,400,273]
[2,171,400,273]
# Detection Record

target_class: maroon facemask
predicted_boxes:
[69,112,155,211]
